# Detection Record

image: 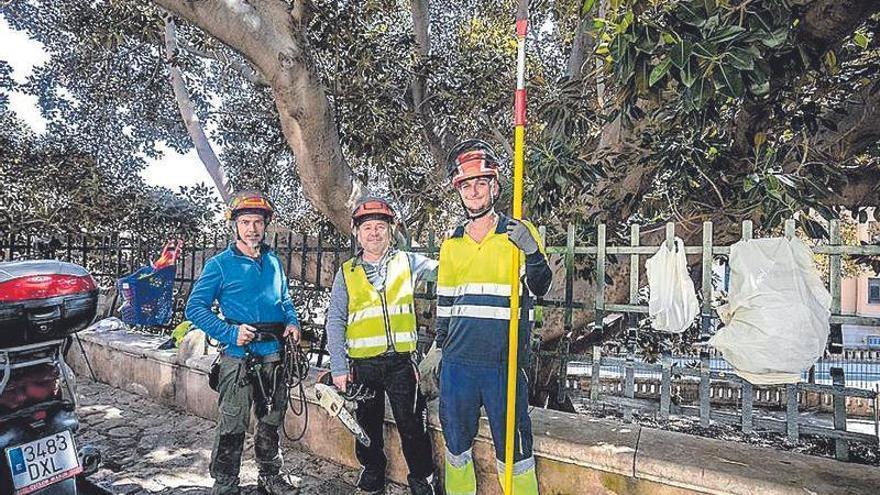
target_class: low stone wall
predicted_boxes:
[66,330,880,495]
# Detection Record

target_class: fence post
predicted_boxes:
[623,356,635,422]
[594,224,606,333]
[831,367,849,461]
[81,234,88,268]
[623,224,640,422]
[300,232,308,287]
[700,222,713,340]
[700,354,711,428]
[741,380,753,434]
[660,354,672,420]
[786,383,799,443]
[558,224,576,403]
[735,220,755,431]
[829,219,843,354]
[590,346,601,401]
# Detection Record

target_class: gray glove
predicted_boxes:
[418,343,442,401]
[506,219,539,255]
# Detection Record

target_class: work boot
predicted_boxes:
[407,474,438,495]
[210,482,240,495]
[352,487,385,495]
[257,474,299,494]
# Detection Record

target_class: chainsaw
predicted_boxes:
[315,372,374,447]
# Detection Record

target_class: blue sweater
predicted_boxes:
[185,243,299,358]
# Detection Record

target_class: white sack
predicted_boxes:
[646,238,700,333]
[709,237,831,385]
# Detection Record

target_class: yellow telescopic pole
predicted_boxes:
[504,2,528,494]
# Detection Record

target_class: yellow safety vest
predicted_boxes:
[436,216,545,365]
[342,251,417,358]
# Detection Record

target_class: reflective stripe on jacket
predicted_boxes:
[342,251,417,358]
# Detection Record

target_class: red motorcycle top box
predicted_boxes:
[0,260,98,348]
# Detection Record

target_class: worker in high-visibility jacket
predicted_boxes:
[325,196,439,495]
[423,140,552,495]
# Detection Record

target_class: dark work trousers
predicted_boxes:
[351,352,435,491]
[210,354,289,490]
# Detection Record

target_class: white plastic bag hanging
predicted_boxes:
[709,237,831,385]
[646,237,700,333]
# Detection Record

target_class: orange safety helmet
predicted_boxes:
[352,196,396,227]
[446,139,501,188]
[225,191,274,223]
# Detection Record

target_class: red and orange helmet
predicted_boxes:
[225,191,274,223]
[352,196,396,227]
[446,139,501,188]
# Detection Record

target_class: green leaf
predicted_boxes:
[611,34,628,59]
[702,14,720,35]
[649,58,672,87]
[715,64,744,98]
[582,0,597,14]
[854,32,869,50]
[676,3,706,27]
[670,41,692,68]
[761,27,789,48]
[708,25,745,44]
[692,42,716,58]
[636,26,659,54]
[686,75,711,109]
[747,70,770,96]
[704,0,718,15]
[725,47,754,70]
[679,61,697,88]
[823,50,839,75]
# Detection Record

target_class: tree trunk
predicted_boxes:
[409,0,448,177]
[163,17,231,203]
[153,0,362,234]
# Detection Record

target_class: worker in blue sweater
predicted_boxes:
[186,191,301,495]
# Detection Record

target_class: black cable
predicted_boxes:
[280,336,310,442]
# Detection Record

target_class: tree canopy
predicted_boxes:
[3,0,879,408]
[3,0,877,237]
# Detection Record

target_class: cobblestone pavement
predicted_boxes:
[76,379,409,494]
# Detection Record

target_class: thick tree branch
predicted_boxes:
[566,16,592,80]
[163,17,231,202]
[797,0,879,66]
[809,78,880,208]
[152,0,362,234]
[837,166,880,210]
[177,40,268,87]
[409,0,448,176]
[814,80,880,162]
[730,0,880,156]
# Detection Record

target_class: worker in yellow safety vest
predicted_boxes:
[422,140,552,495]
[325,196,439,495]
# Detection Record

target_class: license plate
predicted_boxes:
[5,430,82,495]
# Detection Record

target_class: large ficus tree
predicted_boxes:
[3,0,879,402]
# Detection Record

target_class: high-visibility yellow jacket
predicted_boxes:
[341,251,417,358]
[435,214,551,367]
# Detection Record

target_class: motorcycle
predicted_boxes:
[0,260,103,494]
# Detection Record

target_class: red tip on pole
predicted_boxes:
[516,19,528,37]
[514,89,527,126]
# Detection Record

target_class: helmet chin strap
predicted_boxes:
[465,204,496,220]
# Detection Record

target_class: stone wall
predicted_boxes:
[66,330,880,495]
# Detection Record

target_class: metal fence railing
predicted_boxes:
[3,218,880,461]
[552,219,880,461]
